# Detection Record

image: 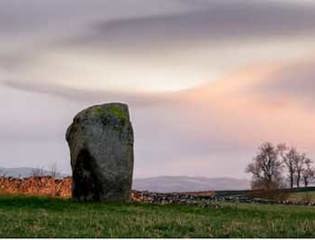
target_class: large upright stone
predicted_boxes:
[66,103,134,201]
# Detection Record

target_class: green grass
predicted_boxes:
[1,195,315,237]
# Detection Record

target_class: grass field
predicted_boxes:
[1,196,315,237]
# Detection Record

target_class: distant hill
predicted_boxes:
[0,167,67,178]
[132,176,250,192]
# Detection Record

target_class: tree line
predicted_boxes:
[246,142,314,190]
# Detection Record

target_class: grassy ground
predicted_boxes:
[1,195,315,237]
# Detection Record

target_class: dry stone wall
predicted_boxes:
[0,176,71,198]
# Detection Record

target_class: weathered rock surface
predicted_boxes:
[66,103,134,201]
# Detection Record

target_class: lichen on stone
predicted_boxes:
[106,105,128,121]
[91,104,128,122]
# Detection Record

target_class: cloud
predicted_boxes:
[3,0,315,98]
[1,79,174,107]
[2,60,315,178]
[0,0,191,33]
[256,61,315,106]
[61,0,315,50]
[175,62,315,150]
[131,60,315,177]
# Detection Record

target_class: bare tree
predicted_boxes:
[278,144,295,189]
[0,169,6,177]
[31,167,45,177]
[302,158,314,187]
[246,142,283,190]
[293,152,306,188]
[49,163,58,178]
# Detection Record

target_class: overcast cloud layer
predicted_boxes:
[1,0,315,178]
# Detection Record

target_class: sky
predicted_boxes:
[1,0,315,179]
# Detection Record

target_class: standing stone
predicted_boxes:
[66,103,134,201]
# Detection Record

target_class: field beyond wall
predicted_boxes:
[1,195,315,238]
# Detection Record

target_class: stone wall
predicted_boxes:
[2,177,315,207]
[0,176,71,198]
